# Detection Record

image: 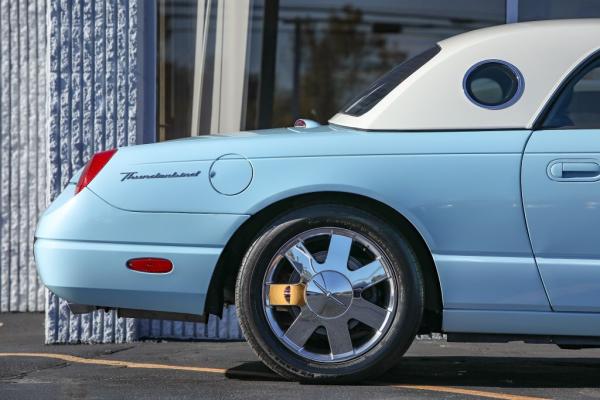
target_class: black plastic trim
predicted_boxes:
[448,332,600,348]
[67,302,207,323]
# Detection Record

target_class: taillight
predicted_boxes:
[75,149,117,194]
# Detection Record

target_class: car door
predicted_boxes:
[522,53,600,312]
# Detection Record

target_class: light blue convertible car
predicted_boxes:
[35,19,600,382]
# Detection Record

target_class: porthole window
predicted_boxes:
[463,60,524,109]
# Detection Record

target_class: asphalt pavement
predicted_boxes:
[2,312,600,399]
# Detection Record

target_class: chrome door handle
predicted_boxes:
[548,160,600,181]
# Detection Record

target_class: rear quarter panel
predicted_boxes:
[89,129,530,255]
[88,128,550,312]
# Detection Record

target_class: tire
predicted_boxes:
[235,204,424,383]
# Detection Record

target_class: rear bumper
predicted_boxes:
[35,184,249,315]
[35,238,221,314]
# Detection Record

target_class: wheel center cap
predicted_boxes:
[305,271,353,318]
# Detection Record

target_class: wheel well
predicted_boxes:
[204,192,443,334]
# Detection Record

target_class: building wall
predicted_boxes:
[44,0,139,343]
[43,0,242,343]
[0,0,48,313]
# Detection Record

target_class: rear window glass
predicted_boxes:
[341,45,441,117]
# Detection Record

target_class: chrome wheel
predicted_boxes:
[262,227,397,363]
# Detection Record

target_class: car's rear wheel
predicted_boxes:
[235,204,424,382]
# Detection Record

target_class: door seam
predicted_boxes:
[519,129,554,311]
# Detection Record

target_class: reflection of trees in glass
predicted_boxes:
[244,74,260,131]
[158,0,197,140]
[272,6,401,127]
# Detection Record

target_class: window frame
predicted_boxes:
[462,59,524,110]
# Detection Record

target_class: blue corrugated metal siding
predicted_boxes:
[45,0,140,344]
[0,0,47,314]
[137,306,245,341]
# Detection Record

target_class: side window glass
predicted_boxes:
[543,59,600,129]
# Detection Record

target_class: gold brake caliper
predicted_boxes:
[268,283,305,306]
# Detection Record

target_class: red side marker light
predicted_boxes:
[75,148,117,194]
[127,258,173,274]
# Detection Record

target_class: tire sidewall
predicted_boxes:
[236,204,424,381]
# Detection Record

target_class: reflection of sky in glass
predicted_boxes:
[520,0,600,21]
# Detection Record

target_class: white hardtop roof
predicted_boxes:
[329,19,600,131]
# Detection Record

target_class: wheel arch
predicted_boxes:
[204,191,443,334]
